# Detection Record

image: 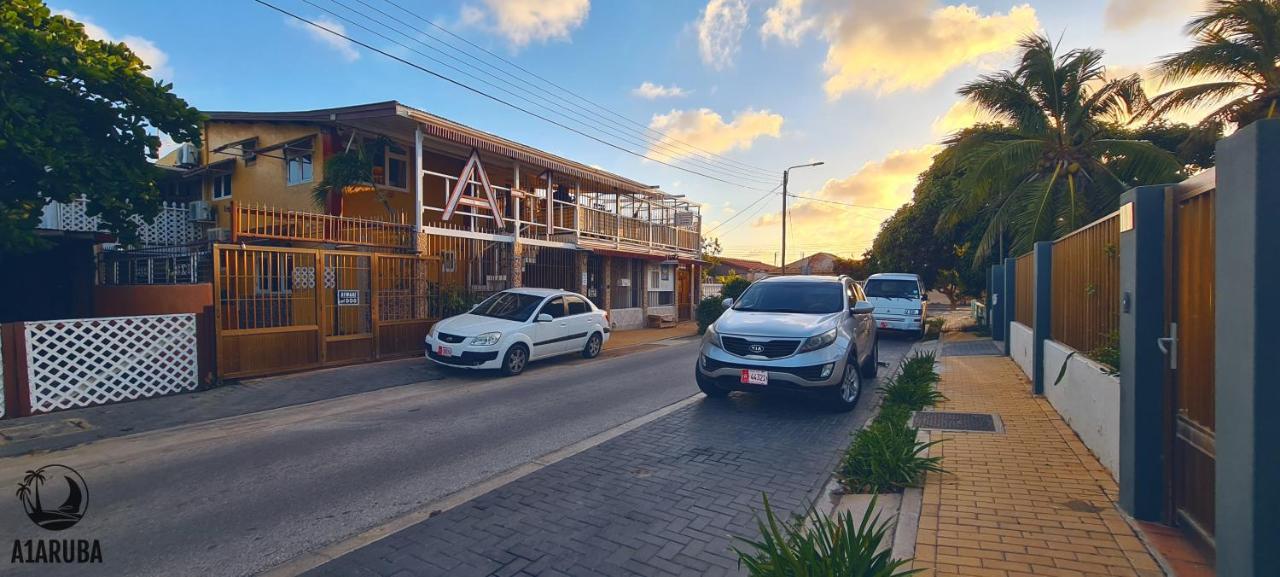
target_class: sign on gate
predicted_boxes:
[336,290,360,306]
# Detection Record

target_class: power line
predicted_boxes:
[786,193,900,212]
[713,189,781,237]
[375,0,780,179]
[254,0,775,192]
[705,183,782,234]
[321,0,778,186]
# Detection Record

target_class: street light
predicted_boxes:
[781,161,824,274]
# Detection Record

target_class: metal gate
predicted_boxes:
[1167,179,1216,548]
[676,265,692,321]
[213,245,440,379]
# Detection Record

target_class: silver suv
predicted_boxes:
[695,275,878,411]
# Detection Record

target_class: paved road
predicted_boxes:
[0,334,914,577]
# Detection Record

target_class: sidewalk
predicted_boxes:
[911,354,1164,577]
[0,323,696,458]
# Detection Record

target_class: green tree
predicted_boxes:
[1150,0,1280,130]
[0,0,202,251]
[941,35,1184,261]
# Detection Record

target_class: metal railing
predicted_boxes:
[233,202,416,249]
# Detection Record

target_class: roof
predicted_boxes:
[205,101,675,199]
[756,275,843,284]
[715,257,779,272]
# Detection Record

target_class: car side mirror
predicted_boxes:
[721,298,734,309]
[852,301,875,315]
[536,313,554,323]
[921,295,929,303]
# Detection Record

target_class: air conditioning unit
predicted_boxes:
[206,228,231,242]
[187,200,213,222]
[177,143,199,167]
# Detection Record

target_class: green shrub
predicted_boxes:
[697,296,726,334]
[722,276,751,300]
[880,376,946,412]
[1087,330,1120,374]
[837,418,944,494]
[734,494,919,577]
[896,352,939,386]
[875,403,913,428]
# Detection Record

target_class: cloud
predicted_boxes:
[751,145,941,255]
[1104,0,1204,31]
[931,99,999,135]
[462,0,590,49]
[646,108,784,161]
[54,9,173,79]
[287,15,360,62]
[761,0,817,45]
[819,1,1039,98]
[633,82,690,99]
[698,0,749,70]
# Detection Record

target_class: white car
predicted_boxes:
[863,272,928,339]
[425,288,610,376]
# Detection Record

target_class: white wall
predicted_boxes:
[610,307,645,330]
[1042,339,1121,480]
[1009,322,1034,380]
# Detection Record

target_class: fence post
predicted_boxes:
[1214,119,1280,576]
[1031,241,1052,395]
[1002,257,1016,357]
[989,264,1004,341]
[1116,185,1167,522]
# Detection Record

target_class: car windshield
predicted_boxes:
[864,279,921,300]
[732,282,843,314]
[470,292,546,321]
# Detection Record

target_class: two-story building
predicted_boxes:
[149,101,702,378]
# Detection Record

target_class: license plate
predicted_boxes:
[741,369,768,385]
[436,345,453,357]
[879,321,890,328]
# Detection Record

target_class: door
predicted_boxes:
[848,281,873,362]
[321,253,374,365]
[1167,183,1215,548]
[676,265,692,321]
[531,296,570,357]
[563,295,595,352]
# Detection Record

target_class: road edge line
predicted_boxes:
[258,393,703,577]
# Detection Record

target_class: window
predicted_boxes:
[386,145,408,190]
[441,250,457,273]
[733,282,843,314]
[539,297,566,319]
[863,279,922,300]
[211,174,232,200]
[566,296,590,315]
[285,138,314,185]
[471,291,544,322]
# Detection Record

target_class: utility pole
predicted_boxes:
[781,161,824,275]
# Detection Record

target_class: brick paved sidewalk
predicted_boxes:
[306,395,864,577]
[912,356,1163,577]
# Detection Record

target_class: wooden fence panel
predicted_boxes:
[1015,252,1034,326]
[1050,213,1120,353]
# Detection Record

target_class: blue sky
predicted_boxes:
[50,0,1207,262]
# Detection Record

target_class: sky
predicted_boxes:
[50,0,1211,263]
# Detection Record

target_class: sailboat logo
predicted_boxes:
[15,465,88,531]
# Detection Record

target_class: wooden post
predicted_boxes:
[229,200,240,243]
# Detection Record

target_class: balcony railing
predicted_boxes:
[39,198,207,246]
[232,202,416,249]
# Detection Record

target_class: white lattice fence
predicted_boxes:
[40,198,204,246]
[24,314,198,413]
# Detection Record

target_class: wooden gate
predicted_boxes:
[676,265,692,321]
[1167,179,1216,549]
[213,245,439,379]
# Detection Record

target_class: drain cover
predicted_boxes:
[912,411,1001,432]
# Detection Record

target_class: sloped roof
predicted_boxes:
[715,257,779,272]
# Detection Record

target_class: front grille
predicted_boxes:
[702,357,829,381]
[437,332,466,344]
[720,336,800,359]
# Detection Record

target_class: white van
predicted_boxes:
[863,273,927,339]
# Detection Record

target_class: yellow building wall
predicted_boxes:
[202,122,325,228]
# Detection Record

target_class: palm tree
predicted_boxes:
[1150,0,1280,129]
[941,35,1184,261]
[21,469,45,512]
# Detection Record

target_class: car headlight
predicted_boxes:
[797,327,838,353]
[703,324,721,348]
[470,332,502,346]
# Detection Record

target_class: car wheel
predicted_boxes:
[582,332,603,359]
[831,360,862,412]
[861,339,879,379]
[695,368,728,398]
[501,344,529,376]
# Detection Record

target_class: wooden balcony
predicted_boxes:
[231,202,416,250]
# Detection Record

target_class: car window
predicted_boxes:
[845,283,857,306]
[864,279,922,300]
[565,296,590,315]
[732,282,843,314]
[539,297,567,319]
[471,291,545,322]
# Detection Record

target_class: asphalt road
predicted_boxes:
[0,334,915,577]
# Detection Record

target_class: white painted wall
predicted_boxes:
[610,307,645,330]
[1009,322,1034,380]
[1042,339,1121,480]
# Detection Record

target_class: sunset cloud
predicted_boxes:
[761,0,817,45]
[647,108,784,161]
[632,82,690,99]
[820,1,1039,98]
[1104,0,1204,31]
[698,0,749,70]
[931,99,999,136]
[463,0,590,49]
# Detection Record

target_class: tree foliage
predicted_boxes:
[0,0,202,251]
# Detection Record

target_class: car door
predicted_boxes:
[531,296,570,357]
[562,295,594,352]
[848,281,874,362]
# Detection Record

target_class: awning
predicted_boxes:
[180,158,235,179]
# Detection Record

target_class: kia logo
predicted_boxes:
[749,344,764,354]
